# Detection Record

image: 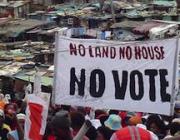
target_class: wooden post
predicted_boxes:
[110,0,116,23]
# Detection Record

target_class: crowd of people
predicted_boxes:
[1,92,180,140]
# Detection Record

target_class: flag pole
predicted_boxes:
[110,0,116,23]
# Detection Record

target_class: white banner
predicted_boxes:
[54,36,179,115]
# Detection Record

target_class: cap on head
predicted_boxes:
[17,113,26,120]
[104,114,122,130]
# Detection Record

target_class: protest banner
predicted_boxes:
[53,36,179,115]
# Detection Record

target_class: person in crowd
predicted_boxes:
[61,105,71,112]
[76,107,87,116]
[104,114,122,132]
[119,111,128,127]
[110,126,157,140]
[51,110,72,140]
[43,113,55,140]
[108,110,119,115]
[86,125,97,140]
[0,94,6,110]
[128,115,142,126]
[43,121,55,140]
[70,111,89,140]
[4,103,18,130]
[169,118,180,137]
[7,113,25,140]
[136,124,159,140]
[95,110,107,119]
[96,114,108,126]
[73,119,92,140]
[0,109,11,140]
[4,91,180,140]
[15,100,26,114]
[96,126,114,140]
[164,135,180,140]
[146,114,167,139]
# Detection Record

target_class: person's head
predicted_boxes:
[170,119,180,136]
[4,103,17,126]
[97,114,108,126]
[95,110,107,119]
[61,105,71,112]
[77,107,87,116]
[128,115,142,126]
[86,126,97,140]
[96,126,114,140]
[85,107,91,115]
[146,114,167,139]
[104,114,122,131]
[51,110,72,140]
[70,111,85,130]
[4,103,17,115]
[108,110,119,115]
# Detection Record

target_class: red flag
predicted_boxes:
[25,93,50,140]
[24,72,50,140]
[29,103,43,140]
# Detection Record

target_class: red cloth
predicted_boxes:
[0,101,5,110]
[114,126,151,140]
[25,94,50,140]
[29,103,43,140]
[47,135,55,140]
[119,111,127,127]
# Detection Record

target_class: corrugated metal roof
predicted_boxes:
[0,19,51,37]
[15,75,52,86]
[14,69,53,86]
[133,21,168,35]
[0,18,10,25]
[111,20,144,29]
[153,0,176,7]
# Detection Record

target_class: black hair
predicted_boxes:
[43,121,54,140]
[70,111,85,130]
[95,110,107,118]
[170,122,180,136]
[146,114,167,139]
[109,110,119,115]
[61,105,71,112]
[54,127,72,140]
[97,126,114,140]
[97,114,109,126]
[86,126,97,140]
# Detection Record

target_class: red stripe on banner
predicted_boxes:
[29,102,43,140]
